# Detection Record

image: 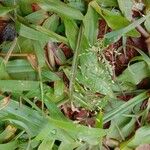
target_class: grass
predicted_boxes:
[0,0,150,149]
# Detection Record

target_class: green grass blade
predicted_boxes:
[0,6,16,16]
[103,92,148,123]
[38,0,83,20]
[83,3,99,45]
[0,80,40,92]
[104,13,150,45]
[0,141,18,150]
[16,22,49,42]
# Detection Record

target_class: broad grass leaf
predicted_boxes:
[0,99,105,148]
[16,22,67,43]
[97,0,118,7]
[35,107,105,147]
[0,100,46,136]
[101,9,132,30]
[22,96,42,112]
[118,0,133,21]
[77,51,114,97]
[17,0,33,16]
[48,117,106,145]
[79,34,90,53]
[6,59,37,80]
[33,25,68,44]
[38,139,54,150]
[35,122,76,144]
[58,142,78,150]
[25,84,50,99]
[83,3,99,45]
[145,0,150,13]
[16,22,50,42]
[75,144,88,150]
[42,14,59,32]
[25,10,48,24]
[16,37,34,53]
[0,6,16,17]
[0,141,18,150]
[117,61,149,85]
[46,85,65,103]
[63,18,79,50]
[103,92,148,123]
[0,80,40,92]
[63,17,89,52]
[107,116,136,141]
[145,0,150,6]
[42,70,60,81]
[1,99,72,148]
[122,126,150,149]
[95,111,103,128]
[135,49,150,68]
[36,115,106,146]
[91,1,140,38]
[104,13,150,45]
[72,92,94,109]
[44,97,67,121]
[33,41,46,68]
[6,59,35,74]
[0,58,10,80]
[103,96,124,113]
[54,80,65,98]
[38,0,84,20]
[144,17,150,33]
[67,0,85,12]
[0,0,14,5]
